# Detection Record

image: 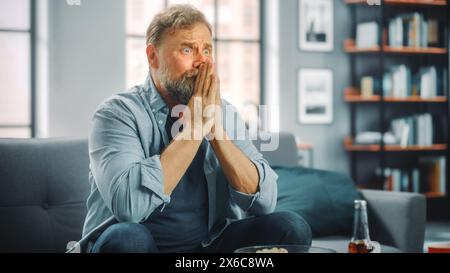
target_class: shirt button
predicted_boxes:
[152,109,156,113]
[158,120,163,125]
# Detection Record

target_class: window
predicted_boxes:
[0,0,35,138]
[125,0,262,124]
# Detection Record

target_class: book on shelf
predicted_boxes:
[392,65,412,98]
[418,66,437,98]
[352,114,446,147]
[361,76,374,98]
[354,131,397,145]
[419,157,447,194]
[391,114,436,147]
[400,120,410,148]
[381,65,447,98]
[360,76,382,97]
[388,12,441,48]
[379,156,446,195]
[356,21,379,48]
[428,19,439,47]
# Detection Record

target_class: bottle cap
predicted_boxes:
[354,199,367,208]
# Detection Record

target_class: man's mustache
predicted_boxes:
[185,69,199,78]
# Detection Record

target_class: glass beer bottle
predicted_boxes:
[348,200,375,253]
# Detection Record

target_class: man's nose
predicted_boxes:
[193,52,209,67]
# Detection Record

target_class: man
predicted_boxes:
[82,4,311,253]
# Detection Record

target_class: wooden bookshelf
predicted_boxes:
[344,87,448,103]
[344,137,448,152]
[344,0,447,6]
[383,46,448,54]
[345,87,381,102]
[424,192,447,198]
[355,186,447,198]
[344,39,448,55]
[344,0,449,218]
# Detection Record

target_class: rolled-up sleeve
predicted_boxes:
[227,144,278,215]
[89,106,170,223]
[223,102,278,215]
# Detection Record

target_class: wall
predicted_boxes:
[278,0,352,173]
[47,0,125,138]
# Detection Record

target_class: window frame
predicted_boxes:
[125,0,265,106]
[0,0,36,137]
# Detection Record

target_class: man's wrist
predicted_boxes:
[209,124,226,142]
[176,125,204,142]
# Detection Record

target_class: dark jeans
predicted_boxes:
[90,211,312,253]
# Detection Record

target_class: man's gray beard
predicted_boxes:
[157,62,198,105]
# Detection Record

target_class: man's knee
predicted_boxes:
[265,211,312,246]
[91,222,158,253]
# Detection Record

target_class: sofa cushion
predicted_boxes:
[273,166,362,237]
[0,139,90,252]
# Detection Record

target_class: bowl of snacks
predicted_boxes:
[234,245,336,253]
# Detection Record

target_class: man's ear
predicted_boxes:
[146,44,159,70]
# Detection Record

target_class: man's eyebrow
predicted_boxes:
[180,42,213,49]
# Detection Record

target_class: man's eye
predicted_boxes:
[203,49,210,55]
[182,48,191,54]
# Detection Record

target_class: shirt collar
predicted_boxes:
[144,74,169,115]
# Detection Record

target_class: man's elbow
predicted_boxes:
[255,177,278,215]
[259,195,277,214]
[249,200,276,216]
[110,189,149,224]
[111,203,146,223]
[113,210,144,223]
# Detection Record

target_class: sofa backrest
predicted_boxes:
[251,132,299,167]
[0,132,295,252]
[0,138,90,253]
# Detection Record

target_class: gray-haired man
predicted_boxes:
[82,4,311,253]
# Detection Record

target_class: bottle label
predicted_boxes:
[348,240,380,253]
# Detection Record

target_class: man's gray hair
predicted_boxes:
[146,4,212,47]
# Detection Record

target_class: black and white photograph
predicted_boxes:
[298,69,333,124]
[299,0,334,51]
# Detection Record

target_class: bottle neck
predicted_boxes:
[352,207,371,241]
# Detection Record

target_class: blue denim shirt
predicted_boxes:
[82,75,278,247]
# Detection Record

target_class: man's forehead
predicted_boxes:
[171,24,212,44]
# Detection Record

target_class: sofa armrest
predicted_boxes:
[360,190,426,253]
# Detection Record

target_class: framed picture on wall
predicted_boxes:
[298,69,333,124]
[299,0,334,52]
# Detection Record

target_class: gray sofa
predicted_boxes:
[0,134,426,253]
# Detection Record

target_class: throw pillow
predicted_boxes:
[273,166,362,237]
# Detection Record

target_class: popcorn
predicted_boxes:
[255,247,289,253]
